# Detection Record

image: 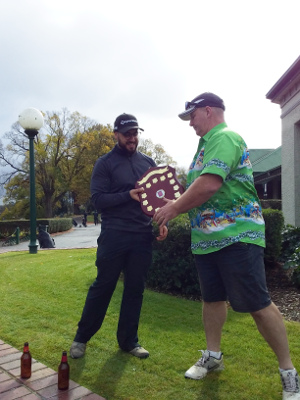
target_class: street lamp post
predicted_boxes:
[18,108,44,254]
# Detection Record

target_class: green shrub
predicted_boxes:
[0,220,31,236]
[40,218,73,233]
[280,225,300,288]
[260,199,282,210]
[0,218,73,236]
[263,208,284,263]
[291,265,300,288]
[149,209,286,296]
[280,225,300,262]
[148,214,200,298]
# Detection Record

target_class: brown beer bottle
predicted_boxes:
[20,342,32,379]
[58,351,69,390]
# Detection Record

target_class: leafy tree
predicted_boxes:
[2,173,31,219]
[138,138,187,188]
[0,111,186,219]
[0,109,115,218]
[138,138,176,166]
[68,124,115,208]
[176,166,188,189]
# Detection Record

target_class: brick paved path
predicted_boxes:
[0,340,106,400]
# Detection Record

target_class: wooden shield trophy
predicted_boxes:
[135,165,184,216]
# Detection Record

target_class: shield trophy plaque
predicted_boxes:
[135,165,184,216]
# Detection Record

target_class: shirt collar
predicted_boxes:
[200,122,228,143]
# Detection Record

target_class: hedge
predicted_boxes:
[260,199,282,210]
[263,209,284,262]
[0,218,73,238]
[147,209,284,297]
[148,214,200,298]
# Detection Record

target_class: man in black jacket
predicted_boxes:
[70,113,168,359]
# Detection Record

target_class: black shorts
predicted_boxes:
[194,242,271,313]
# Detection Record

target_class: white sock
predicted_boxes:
[208,350,222,359]
[279,368,295,373]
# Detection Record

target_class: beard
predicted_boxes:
[117,138,138,154]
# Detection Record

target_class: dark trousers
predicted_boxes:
[74,229,153,351]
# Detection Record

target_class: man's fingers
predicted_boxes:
[153,209,166,226]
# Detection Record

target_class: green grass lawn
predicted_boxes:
[0,249,299,400]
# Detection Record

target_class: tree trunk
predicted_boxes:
[44,195,53,218]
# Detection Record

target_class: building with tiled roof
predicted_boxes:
[249,147,281,199]
[267,55,300,226]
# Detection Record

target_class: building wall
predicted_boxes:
[266,56,300,227]
[282,105,300,225]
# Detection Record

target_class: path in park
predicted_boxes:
[0,223,106,399]
[0,223,101,254]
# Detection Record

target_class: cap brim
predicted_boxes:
[178,106,196,121]
[117,125,144,133]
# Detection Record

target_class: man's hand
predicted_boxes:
[156,224,168,241]
[130,187,144,202]
[153,198,179,226]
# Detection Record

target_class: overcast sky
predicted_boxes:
[0,0,299,169]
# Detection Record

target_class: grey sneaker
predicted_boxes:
[128,346,149,359]
[185,350,224,380]
[70,341,86,359]
[280,368,300,400]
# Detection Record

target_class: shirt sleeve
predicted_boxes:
[200,131,243,181]
[90,157,131,210]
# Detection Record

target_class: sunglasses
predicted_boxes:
[121,130,139,138]
[185,99,205,110]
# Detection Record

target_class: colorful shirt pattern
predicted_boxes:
[187,122,265,254]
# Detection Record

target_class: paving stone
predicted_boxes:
[26,374,58,391]
[9,362,47,377]
[0,385,32,400]
[0,378,21,394]
[0,371,11,383]
[0,344,13,351]
[38,382,90,399]
[82,393,107,400]
[0,339,106,399]
[21,394,42,400]
[0,352,22,365]
[17,367,57,383]
[22,394,42,400]
[0,347,21,357]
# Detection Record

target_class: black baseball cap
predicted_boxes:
[178,92,225,121]
[113,113,144,133]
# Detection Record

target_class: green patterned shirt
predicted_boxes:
[186,122,265,254]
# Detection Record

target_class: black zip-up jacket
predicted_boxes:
[91,145,156,233]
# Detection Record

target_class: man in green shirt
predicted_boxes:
[153,92,299,400]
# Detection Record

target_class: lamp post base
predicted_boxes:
[28,242,38,254]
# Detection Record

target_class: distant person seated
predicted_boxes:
[37,228,55,248]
